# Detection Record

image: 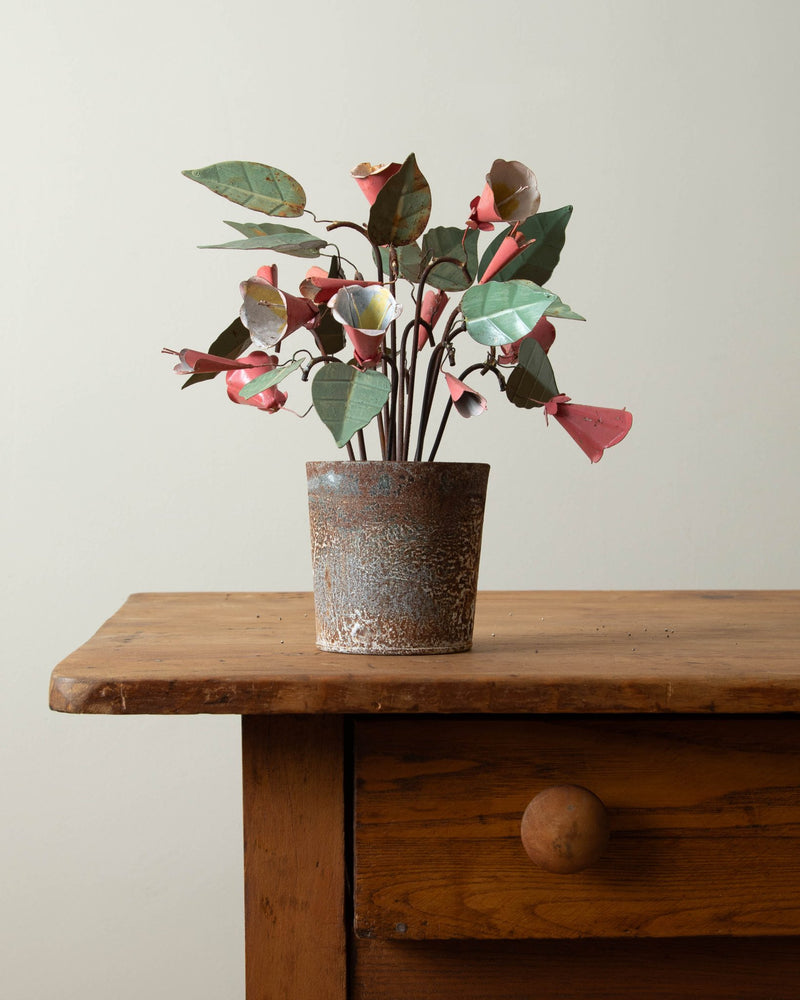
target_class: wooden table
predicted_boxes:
[50,591,800,999]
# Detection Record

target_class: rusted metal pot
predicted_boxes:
[306,461,490,654]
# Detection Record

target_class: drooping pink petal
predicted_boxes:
[497,316,556,365]
[544,394,632,462]
[299,268,379,304]
[350,161,402,205]
[163,348,263,375]
[444,373,487,418]
[256,264,278,286]
[417,290,449,350]
[466,194,497,231]
[479,233,535,284]
[225,352,287,412]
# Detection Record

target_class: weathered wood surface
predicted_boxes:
[354,717,800,939]
[352,937,800,1000]
[50,591,800,714]
[242,715,345,1000]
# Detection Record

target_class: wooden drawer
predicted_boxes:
[353,716,800,940]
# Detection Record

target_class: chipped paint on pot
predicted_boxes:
[306,461,490,654]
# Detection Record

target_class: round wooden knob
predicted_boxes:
[520,784,610,874]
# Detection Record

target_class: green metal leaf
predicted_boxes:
[505,338,560,409]
[201,221,326,257]
[367,153,431,247]
[421,227,479,291]
[311,364,391,447]
[374,242,425,283]
[314,307,346,355]
[181,316,250,388]
[545,292,585,321]
[238,359,302,400]
[182,161,306,217]
[477,205,573,285]
[461,279,557,347]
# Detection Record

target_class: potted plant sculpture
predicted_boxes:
[165,154,632,654]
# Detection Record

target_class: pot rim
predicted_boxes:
[306,459,490,471]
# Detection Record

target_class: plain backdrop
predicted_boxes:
[2,1,798,996]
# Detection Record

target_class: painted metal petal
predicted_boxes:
[477,205,573,285]
[239,278,288,348]
[545,397,633,462]
[344,327,385,369]
[444,373,487,418]
[485,159,541,223]
[478,234,533,285]
[330,284,402,333]
[300,272,379,305]
[226,352,287,411]
[497,317,556,365]
[164,348,263,374]
[351,161,402,205]
[418,290,449,350]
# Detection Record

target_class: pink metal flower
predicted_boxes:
[467,159,541,231]
[225,352,288,412]
[163,348,266,374]
[299,266,379,305]
[497,316,556,366]
[350,161,402,205]
[417,290,449,350]
[478,232,536,285]
[330,285,402,370]
[240,269,318,350]
[444,373,487,418]
[544,394,632,463]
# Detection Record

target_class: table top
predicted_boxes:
[48,591,800,715]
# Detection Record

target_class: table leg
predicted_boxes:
[242,715,346,1000]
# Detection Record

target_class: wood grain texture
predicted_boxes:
[50,591,800,714]
[242,716,345,1000]
[352,937,800,1000]
[354,716,800,939]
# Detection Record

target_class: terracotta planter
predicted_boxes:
[306,461,490,654]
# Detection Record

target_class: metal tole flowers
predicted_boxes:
[329,284,402,369]
[166,152,632,465]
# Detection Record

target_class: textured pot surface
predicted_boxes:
[307,461,489,654]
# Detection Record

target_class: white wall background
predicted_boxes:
[2,0,798,996]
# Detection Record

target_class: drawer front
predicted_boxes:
[354,716,800,939]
